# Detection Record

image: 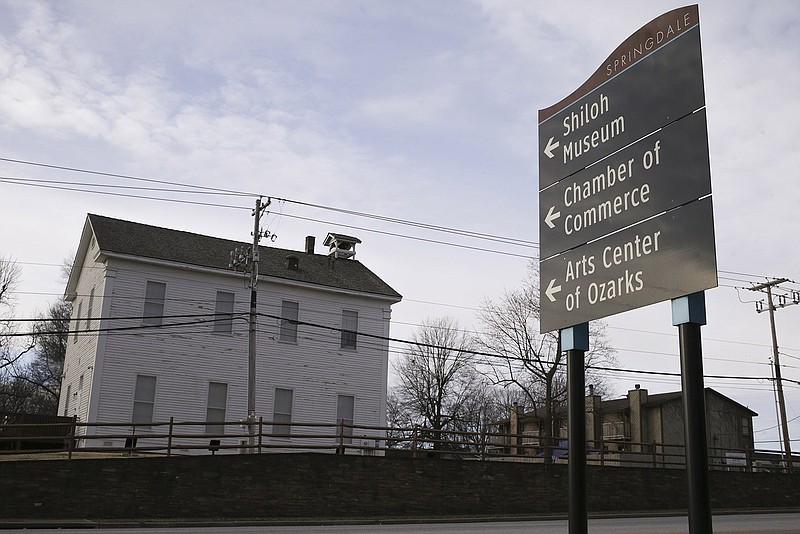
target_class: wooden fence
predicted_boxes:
[0,416,795,474]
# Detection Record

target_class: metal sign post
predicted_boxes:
[564,323,589,534]
[673,292,713,532]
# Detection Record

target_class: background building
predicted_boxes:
[501,385,757,468]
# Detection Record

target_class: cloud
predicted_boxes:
[357,87,458,127]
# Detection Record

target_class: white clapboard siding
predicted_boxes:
[61,222,398,454]
[60,234,107,425]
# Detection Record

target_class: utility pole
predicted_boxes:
[749,278,798,472]
[230,197,269,452]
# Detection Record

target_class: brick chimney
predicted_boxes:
[305,236,315,254]
[628,384,648,451]
[586,384,602,445]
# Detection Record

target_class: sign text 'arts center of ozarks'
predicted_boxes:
[538,5,718,333]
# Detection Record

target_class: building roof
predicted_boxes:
[509,387,756,424]
[74,214,402,301]
[592,391,683,416]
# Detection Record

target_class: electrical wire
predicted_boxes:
[10,308,791,389]
[0,158,538,252]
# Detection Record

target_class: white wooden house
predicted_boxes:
[58,214,402,453]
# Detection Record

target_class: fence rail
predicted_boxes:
[0,416,795,474]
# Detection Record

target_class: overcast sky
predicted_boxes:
[1,0,799,451]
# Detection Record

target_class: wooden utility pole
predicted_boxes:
[230,197,269,452]
[749,278,795,471]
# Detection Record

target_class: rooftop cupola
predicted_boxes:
[323,233,361,260]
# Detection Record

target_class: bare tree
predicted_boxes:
[474,262,616,459]
[1,256,71,415]
[17,299,71,414]
[0,256,34,374]
[389,317,483,451]
[447,380,510,456]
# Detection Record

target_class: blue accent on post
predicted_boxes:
[562,322,590,351]
[672,292,707,326]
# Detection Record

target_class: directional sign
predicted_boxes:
[539,23,705,189]
[539,198,717,333]
[539,109,711,259]
[537,5,717,333]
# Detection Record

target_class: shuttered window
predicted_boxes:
[205,382,228,434]
[279,301,299,342]
[213,291,235,334]
[337,394,355,444]
[132,375,157,426]
[340,310,358,349]
[273,388,293,437]
[142,281,166,326]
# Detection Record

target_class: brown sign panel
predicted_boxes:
[538,22,705,189]
[537,5,717,332]
[538,5,700,124]
[539,198,717,333]
[539,109,711,259]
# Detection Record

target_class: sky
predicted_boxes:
[1,0,799,452]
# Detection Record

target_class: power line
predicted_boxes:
[0,157,257,196]
[0,175,252,197]
[10,308,800,378]
[7,284,800,355]
[3,177,536,259]
[0,177,250,211]
[6,157,800,278]
[9,306,796,397]
[0,157,538,252]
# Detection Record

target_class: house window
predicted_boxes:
[279,301,299,343]
[132,374,157,426]
[213,291,235,334]
[340,310,358,349]
[742,417,751,437]
[336,394,354,444]
[142,281,166,326]
[273,388,293,437]
[76,374,84,416]
[205,382,228,435]
[86,287,95,330]
[63,384,72,416]
[73,301,82,342]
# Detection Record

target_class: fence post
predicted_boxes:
[167,417,174,457]
[127,424,137,456]
[652,441,657,468]
[412,425,418,459]
[337,419,345,455]
[599,438,604,467]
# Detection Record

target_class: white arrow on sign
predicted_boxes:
[545,278,562,302]
[544,136,560,159]
[544,205,561,229]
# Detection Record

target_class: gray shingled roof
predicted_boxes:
[87,214,402,300]
[509,388,756,424]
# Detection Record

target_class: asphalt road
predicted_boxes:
[5,512,799,533]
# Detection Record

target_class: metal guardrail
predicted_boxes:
[0,417,795,474]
